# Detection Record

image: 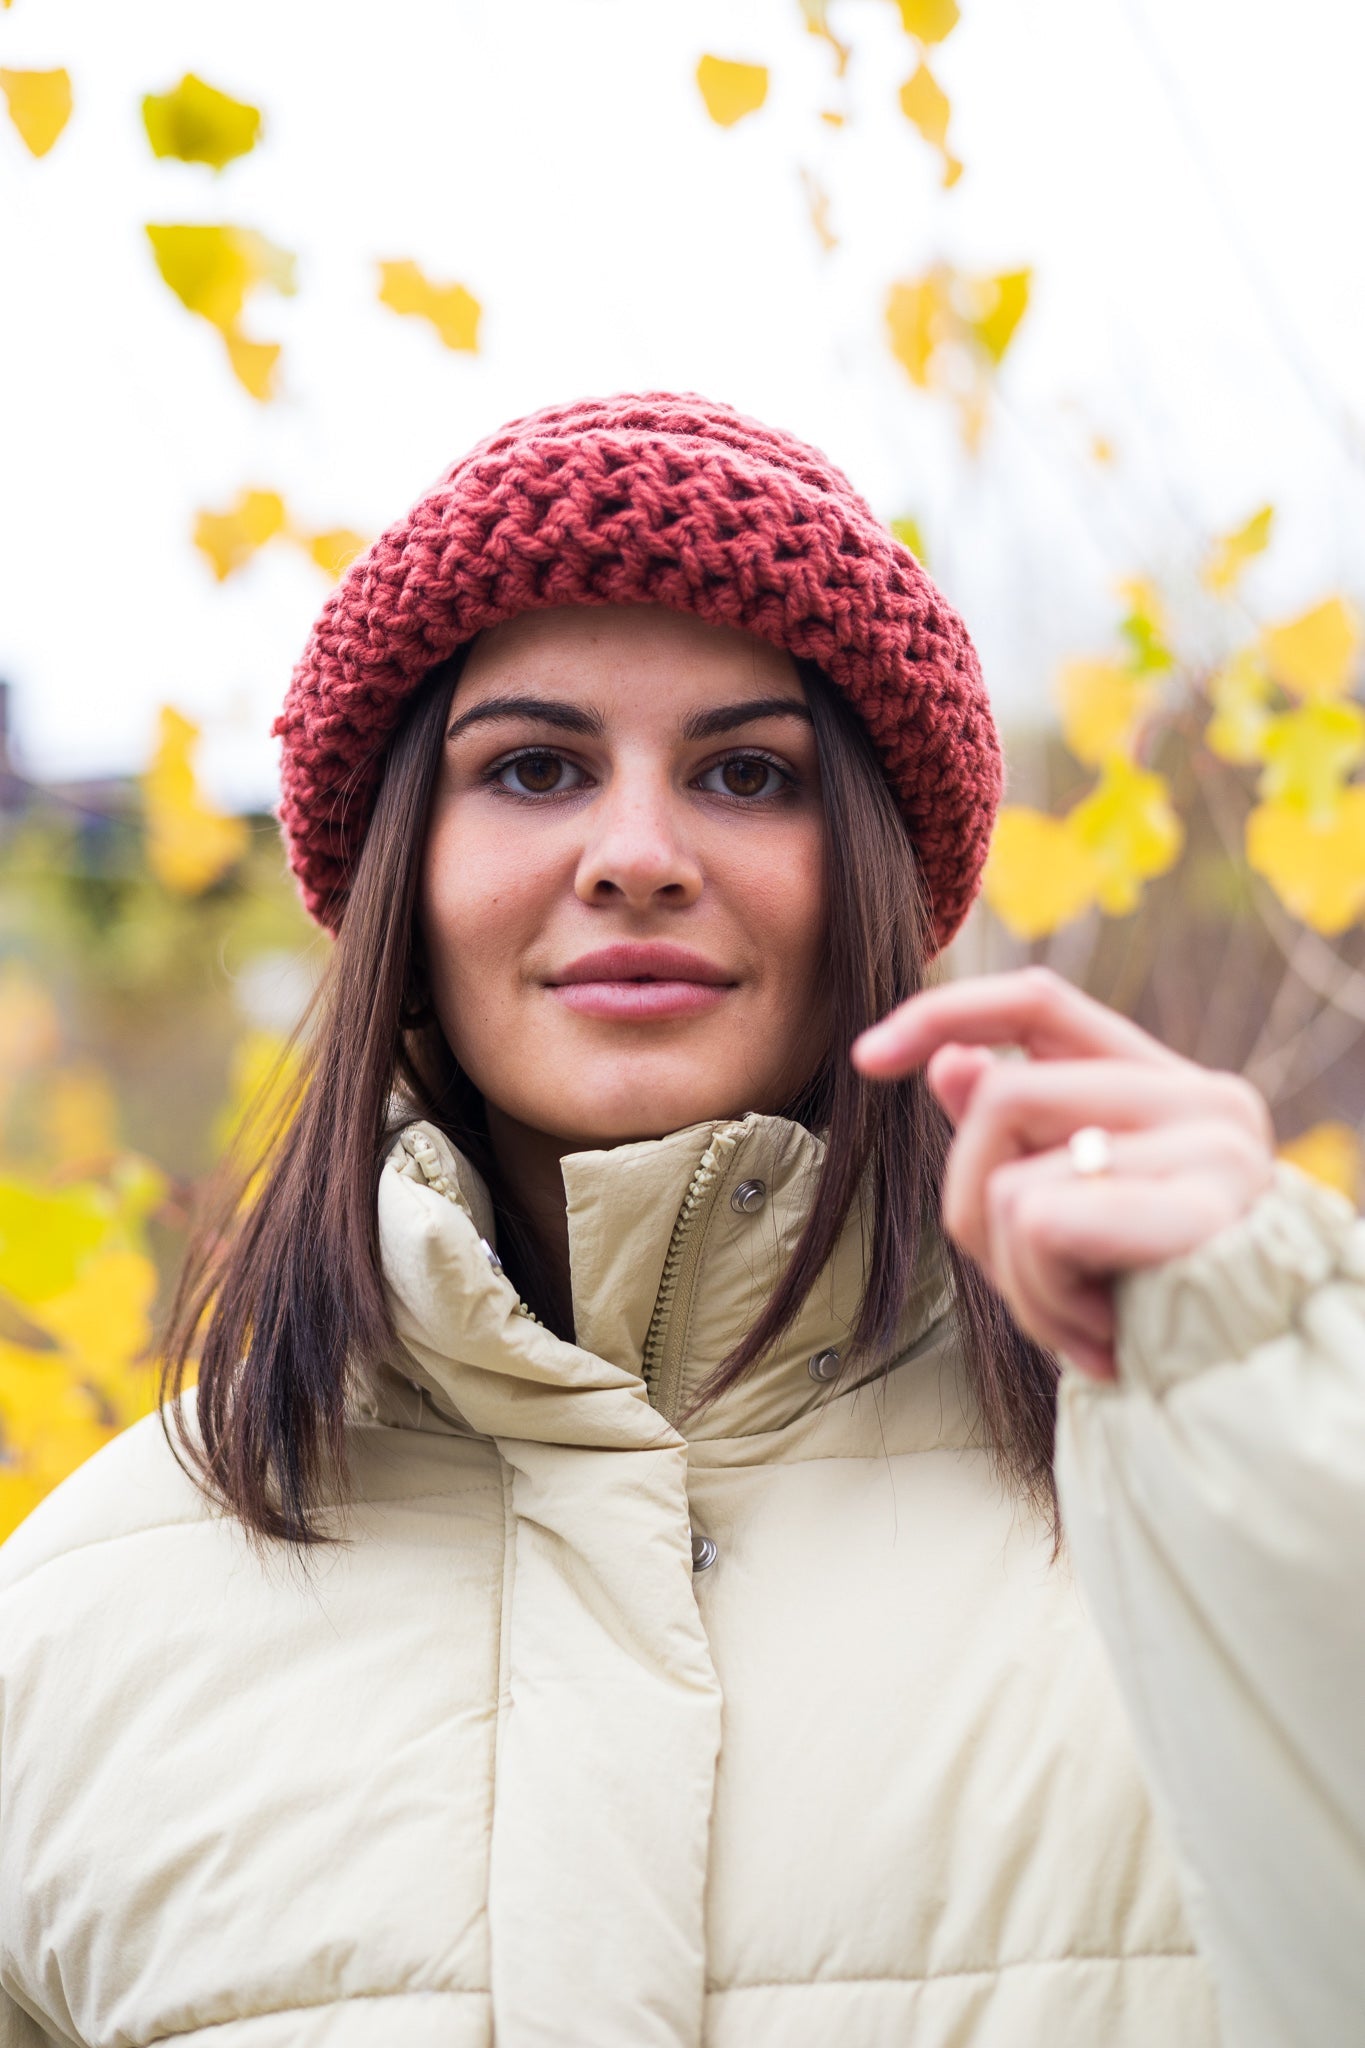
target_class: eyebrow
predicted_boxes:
[445,693,812,743]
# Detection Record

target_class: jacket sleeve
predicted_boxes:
[1053,1162,1365,2048]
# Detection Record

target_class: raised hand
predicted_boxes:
[852,968,1275,1379]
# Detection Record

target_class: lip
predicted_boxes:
[545,942,737,1022]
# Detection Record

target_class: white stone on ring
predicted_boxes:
[1068,1125,1115,1177]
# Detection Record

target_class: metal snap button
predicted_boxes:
[691,1531,718,1573]
[730,1179,767,1214]
[480,1238,504,1274]
[808,1348,841,1383]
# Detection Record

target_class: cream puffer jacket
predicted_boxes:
[2,1113,1363,2048]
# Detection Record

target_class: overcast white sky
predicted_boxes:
[2,0,1363,808]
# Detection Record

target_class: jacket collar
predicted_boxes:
[365,1112,951,1444]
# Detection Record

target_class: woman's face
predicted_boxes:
[419,604,829,1149]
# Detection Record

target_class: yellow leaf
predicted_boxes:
[146,225,294,398]
[376,259,481,352]
[1205,647,1276,765]
[696,54,769,128]
[0,1179,111,1308]
[983,808,1102,940]
[36,1248,155,1377]
[1056,658,1157,767]
[213,1028,301,1165]
[940,152,964,189]
[1090,434,1116,466]
[965,269,1031,365]
[0,962,60,1073]
[799,166,838,253]
[799,0,851,76]
[1245,789,1365,933]
[1202,504,1274,595]
[222,330,282,400]
[898,61,950,149]
[146,223,295,332]
[300,527,369,580]
[142,72,262,170]
[885,273,947,387]
[0,67,72,157]
[48,1065,119,1171]
[897,0,960,41]
[889,515,928,565]
[142,707,249,896]
[1069,758,1184,916]
[193,488,287,581]
[1257,701,1365,819]
[1113,576,1173,676]
[1260,596,1362,701]
[1278,1121,1362,1204]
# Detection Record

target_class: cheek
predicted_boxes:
[418,814,550,1015]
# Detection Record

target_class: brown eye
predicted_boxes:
[496,752,583,796]
[702,754,787,799]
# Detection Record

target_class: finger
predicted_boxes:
[924,1043,995,1125]
[981,1156,1117,1376]
[1005,1164,1268,1276]
[941,1067,1271,1267]
[852,967,1186,1080]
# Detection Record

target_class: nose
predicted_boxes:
[573,767,703,910]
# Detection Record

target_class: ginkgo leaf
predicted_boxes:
[885,273,946,387]
[1205,647,1276,765]
[1260,596,1362,701]
[799,166,837,253]
[983,808,1103,940]
[1056,658,1157,767]
[897,0,961,42]
[146,223,295,330]
[142,73,262,171]
[1257,701,1365,819]
[147,224,295,397]
[376,259,481,352]
[1,66,72,157]
[1114,576,1173,675]
[799,0,851,77]
[300,528,369,579]
[1277,1120,1362,1203]
[48,1064,119,1171]
[1202,504,1274,595]
[696,54,769,127]
[0,962,60,1075]
[0,1179,111,1308]
[142,706,249,896]
[193,488,287,581]
[965,270,1031,365]
[37,1248,155,1377]
[1246,788,1365,933]
[221,331,280,400]
[898,61,950,149]
[1069,758,1184,915]
[890,515,928,565]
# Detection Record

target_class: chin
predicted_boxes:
[529,1070,759,1149]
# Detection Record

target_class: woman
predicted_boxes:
[1,393,1362,2048]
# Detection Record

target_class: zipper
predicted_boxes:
[399,1128,544,1326]
[640,1121,747,1422]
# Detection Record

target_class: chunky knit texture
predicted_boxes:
[274,392,1002,950]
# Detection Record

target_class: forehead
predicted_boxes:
[454,604,804,708]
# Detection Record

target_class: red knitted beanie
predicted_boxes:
[273,391,1001,951]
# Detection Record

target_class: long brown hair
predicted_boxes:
[162,650,1059,1547]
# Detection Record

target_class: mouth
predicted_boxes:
[545,943,737,1021]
